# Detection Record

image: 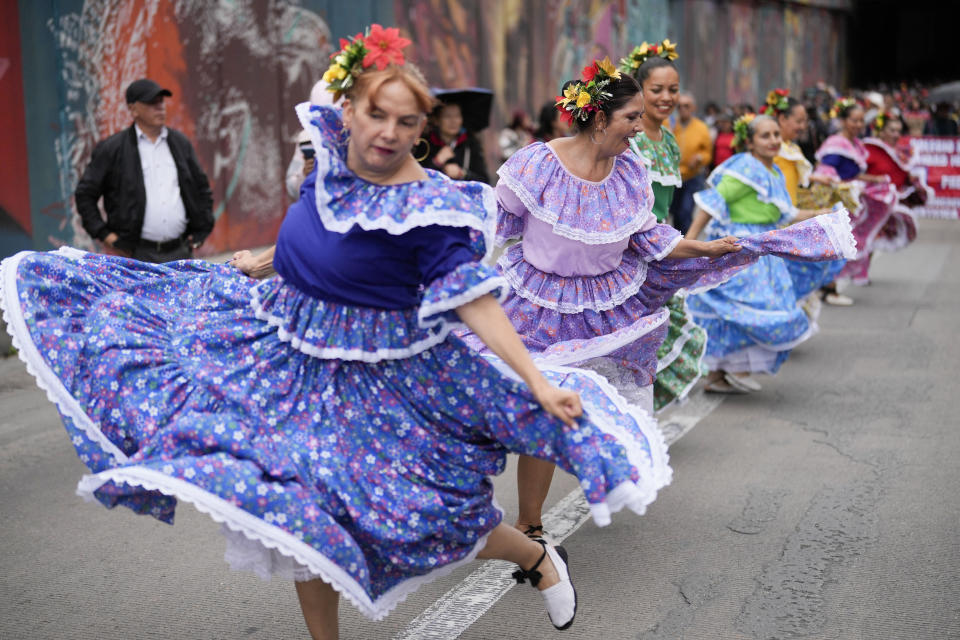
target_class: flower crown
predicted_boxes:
[555,56,621,126]
[731,113,756,150]
[828,97,858,119]
[322,24,412,101]
[758,88,791,116]
[873,109,895,132]
[618,39,679,74]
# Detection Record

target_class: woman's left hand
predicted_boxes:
[701,236,742,257]
[532,383,583,427]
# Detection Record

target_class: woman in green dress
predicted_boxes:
[621,40,708,412]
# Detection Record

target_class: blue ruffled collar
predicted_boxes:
[705,152,794,217]
[295,103,495,257]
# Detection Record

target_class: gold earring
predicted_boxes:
[413,137,430,162]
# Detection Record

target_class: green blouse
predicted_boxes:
[716,174,783,224]
[630,127,682,222]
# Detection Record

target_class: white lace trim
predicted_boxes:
[646,233,683,262]
[815,145,867,172]
[528,307,670,368]
[496,253,649,314]
[495,166,655,246]
[629,138,683,187]
[417,276,509,328]
[655,304,705,374]
[75,467,494,621]
[709,166,797,220]
[815,207,858,260]
[484,358,672,526]
[294,103,498,261]
[778,142,813,188]
[863,138,912,173]
[249,286,445,363]
[692,190,727,223]
[0,250,130,464]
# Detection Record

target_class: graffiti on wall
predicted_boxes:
[9,0,848,256]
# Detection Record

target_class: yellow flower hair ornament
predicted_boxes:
[618,39,679,75]
[555,56,622,126]
[828,97,859,120]
[731,113,757,150]
[758,88,791,116]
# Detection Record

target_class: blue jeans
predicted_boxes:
[669,173,706,236]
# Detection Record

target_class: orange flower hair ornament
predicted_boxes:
[619,39,679,75]
[555,56,622,126]
[322,24,412,101]
[759,88,791,116]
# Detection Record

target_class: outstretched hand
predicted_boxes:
[532,384,583,427]
[702,236,742,257]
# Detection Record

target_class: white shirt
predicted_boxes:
[136,125,188,242]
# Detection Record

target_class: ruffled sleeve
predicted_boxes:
[495,182,526,246]
[414,226,508,328]
[629,223,683,263]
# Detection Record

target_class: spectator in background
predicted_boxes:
[924,102,959,136]
[711,109,735,169]
[419,99,490,183]
[285,80,334,199]
[75,78,214,262]
[533,101,569,142]
[499,109,534,162]
[703,101,721,140]
[902,95,930,136]
[669,92,712,234]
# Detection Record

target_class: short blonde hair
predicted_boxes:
[347,65,435,114]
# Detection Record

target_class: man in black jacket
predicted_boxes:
[75,78,214,262]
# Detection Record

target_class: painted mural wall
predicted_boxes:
[4,0,847,257]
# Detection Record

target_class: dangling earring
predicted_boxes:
[590,128,608,145]
[413,137,430,162]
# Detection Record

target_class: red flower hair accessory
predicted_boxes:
[555,56,622,125]
[758,88,791,116]
[323,24,412,101]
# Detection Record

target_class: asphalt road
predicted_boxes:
[1,219,958,639]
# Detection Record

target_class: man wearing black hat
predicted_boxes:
[74,78,214,262]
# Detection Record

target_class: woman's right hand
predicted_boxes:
[433,146,455,166]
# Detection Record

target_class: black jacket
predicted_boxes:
[418,128,490,184]
[74,125,214,250]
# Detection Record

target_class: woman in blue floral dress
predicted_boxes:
[0,30,673,638]
[685,115,854,393]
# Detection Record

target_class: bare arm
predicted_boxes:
[231,246,276,279]
[456,294,581,426]
[790,207,832,223]
[684,207,711,240]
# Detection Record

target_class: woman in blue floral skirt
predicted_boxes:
[0,27,675,638]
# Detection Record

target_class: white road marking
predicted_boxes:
[392,391,725,640]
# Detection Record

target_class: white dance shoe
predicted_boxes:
[512,540,577,630]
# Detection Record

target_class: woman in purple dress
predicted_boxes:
[469,58,857,539]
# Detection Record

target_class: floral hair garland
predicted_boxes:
[758,88,791,116]
[873,109,895,132]
[829,97,859,120]
[731,113,756,150]
[618,39,678,74]
[322,24,412,101]
[555,56,622,126]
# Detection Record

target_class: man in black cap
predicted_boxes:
[75,78,214,262]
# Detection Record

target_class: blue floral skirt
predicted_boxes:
[0,249,670,620]
[686,222,846,375]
